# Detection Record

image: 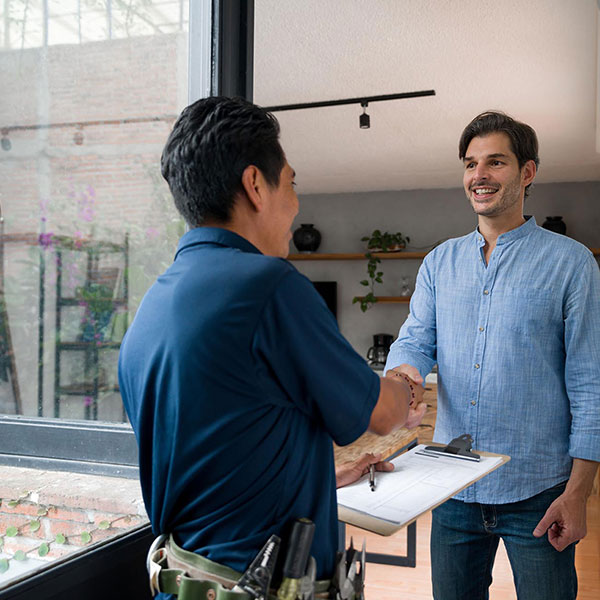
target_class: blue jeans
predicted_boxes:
[430,482,577,600]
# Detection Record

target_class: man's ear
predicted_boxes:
[521,159,536,187]
[240,165,266,213]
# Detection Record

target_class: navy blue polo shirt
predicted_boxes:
[119,227,379,579]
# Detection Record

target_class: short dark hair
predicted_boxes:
[161,96,285,226]
[458,111,540,198]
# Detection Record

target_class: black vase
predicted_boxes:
[293,224,321,253]
[541,216,567,235]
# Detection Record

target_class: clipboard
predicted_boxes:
[337,438,510,536]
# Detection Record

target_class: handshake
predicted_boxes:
[385,363,428,430]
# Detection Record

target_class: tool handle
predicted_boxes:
[282,518,315,580]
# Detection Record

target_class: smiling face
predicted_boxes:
[462,132,535,221]
[261,161,299,258]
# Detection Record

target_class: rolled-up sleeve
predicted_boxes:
[564,253,600,462]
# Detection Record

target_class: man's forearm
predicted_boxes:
[564,458,599,500]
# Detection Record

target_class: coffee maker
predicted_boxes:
[367,333,394,370]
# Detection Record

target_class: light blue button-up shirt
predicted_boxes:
[385,217,600,503]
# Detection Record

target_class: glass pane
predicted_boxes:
[0,0,191,587]
[0,0,189,423]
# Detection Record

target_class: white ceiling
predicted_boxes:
[253,0,600,194]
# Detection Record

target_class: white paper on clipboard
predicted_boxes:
[336,444,508,535]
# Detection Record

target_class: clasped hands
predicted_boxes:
[336,364,428,489]
[385,363,427,430]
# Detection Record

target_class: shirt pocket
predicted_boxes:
[493,287,560,335]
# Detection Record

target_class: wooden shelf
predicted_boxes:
[290,248,599,260]
[288,251,427,260]
[355,296,411,304]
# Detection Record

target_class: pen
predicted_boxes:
[369,464,376,492]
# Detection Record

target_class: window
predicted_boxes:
[0,0,208,587]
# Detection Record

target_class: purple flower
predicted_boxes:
[38,232,54,249]
[84,396,93,407]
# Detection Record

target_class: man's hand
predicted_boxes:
[386,364,424,386]
[335,452,394,489]
[532,490,587,551]
[385,365,427,429]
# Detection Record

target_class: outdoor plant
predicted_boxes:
[76,283,115,342]
[353,230,410,312]
[0,491,135,575]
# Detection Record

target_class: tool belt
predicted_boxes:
[147,533,364,600]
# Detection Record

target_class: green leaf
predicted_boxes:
[7,500,19,508]
[98,521,110,530]
[37,507,48,516]
[30,520,41,533]
[55,533,66,544]
[352,297,359,304]
[0,559,8,573]
[13,550,26,561]
[81,531,92,544]
[360,280,369,286]
[38,543,49,557]
[375,277,383,283]
[6,526,18,537]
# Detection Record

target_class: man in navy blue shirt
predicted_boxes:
[118,97,426,591]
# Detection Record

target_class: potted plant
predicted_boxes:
[361,230,410,252]
[352,230,410,312]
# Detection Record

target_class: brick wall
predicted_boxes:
[0,465,147,585]
[0,32,187,419]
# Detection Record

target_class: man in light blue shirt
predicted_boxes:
[385,111,600,600]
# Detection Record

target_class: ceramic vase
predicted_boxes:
[293,224,322,253]
[541,216,567,235]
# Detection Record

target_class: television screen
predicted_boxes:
[311,281,337,319]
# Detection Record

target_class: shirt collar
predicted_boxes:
[474,215,537,248]
[175,227,262,260]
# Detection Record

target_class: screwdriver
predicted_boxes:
[277,517,315,600]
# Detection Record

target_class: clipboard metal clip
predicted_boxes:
[416,433,481,462]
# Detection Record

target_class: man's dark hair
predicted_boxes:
[458,111,540,198]
[161,96,285,226]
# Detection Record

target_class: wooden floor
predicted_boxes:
[347,494,600,599]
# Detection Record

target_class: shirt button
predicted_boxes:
[475,363,480,369]
[471,400,476,406]
[479,327,484,332]
[483,290,489,295]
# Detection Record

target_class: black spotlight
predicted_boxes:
[359,103,370,129]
